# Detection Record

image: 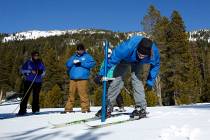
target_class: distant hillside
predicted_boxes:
[0,29,146,43]
[1,29,210,43]
[189,29,210,43]
[0,33,8,41]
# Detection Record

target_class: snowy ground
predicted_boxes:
[0,102,210,140]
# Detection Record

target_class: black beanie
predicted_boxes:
[31,51,39,57]
[137,38,153,56]
[76,43,85,51]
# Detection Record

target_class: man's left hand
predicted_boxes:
[37,70,43,75]
[145,84,153,91]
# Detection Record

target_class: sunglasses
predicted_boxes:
[137,51,148,59]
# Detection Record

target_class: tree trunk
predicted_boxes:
[155,75,163,106]
[0,89,3,103]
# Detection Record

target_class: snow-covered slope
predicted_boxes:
[1,29,147,43]
[2,30,65,42]
[0,102,210,140]
[127,31,147,38]
[189,29,210,43]
[1,29,107,43]
[2,28,210,43]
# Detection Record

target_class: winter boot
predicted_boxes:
[60,110,75,114]
[32,109,40,114]
[82,109,91,113]
[17,110,27,116]
[115,107,126,112]
[118,107,126,112]
[95,106,113,118]
[130,106,147,119]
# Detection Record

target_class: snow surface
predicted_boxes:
[0,102,210,140]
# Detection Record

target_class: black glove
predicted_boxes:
[75,62,81,66]
[66,69,70,74]
[37,69,43,75]
[94,75,102,85]
[24,73,30,77]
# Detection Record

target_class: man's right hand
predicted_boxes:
[32,70,36,74]
[73,59,80,64]
[73,59,81,66]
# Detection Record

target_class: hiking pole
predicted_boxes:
[12,73,38,114]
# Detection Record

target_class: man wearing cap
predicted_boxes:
[18,51,46,116]
[98,36,160,119]
[65,43,96,113]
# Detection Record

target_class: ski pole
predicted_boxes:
[12,73,38,114]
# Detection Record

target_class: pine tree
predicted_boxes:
[42,47,64,91]
[196,40,210,102]
[153,16,170,44]
[43,84,63,108]
[153,17,170,105]
[141,5,163,105]
[163,11,201,105]
[141,5,161,37]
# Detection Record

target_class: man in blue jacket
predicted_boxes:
[99,36,160,119]
[18,51,46,116]
[65,43,96,113]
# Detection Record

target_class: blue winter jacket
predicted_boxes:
[100,36,160,87]
[66,51,96,80]
[21,59,46,83]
